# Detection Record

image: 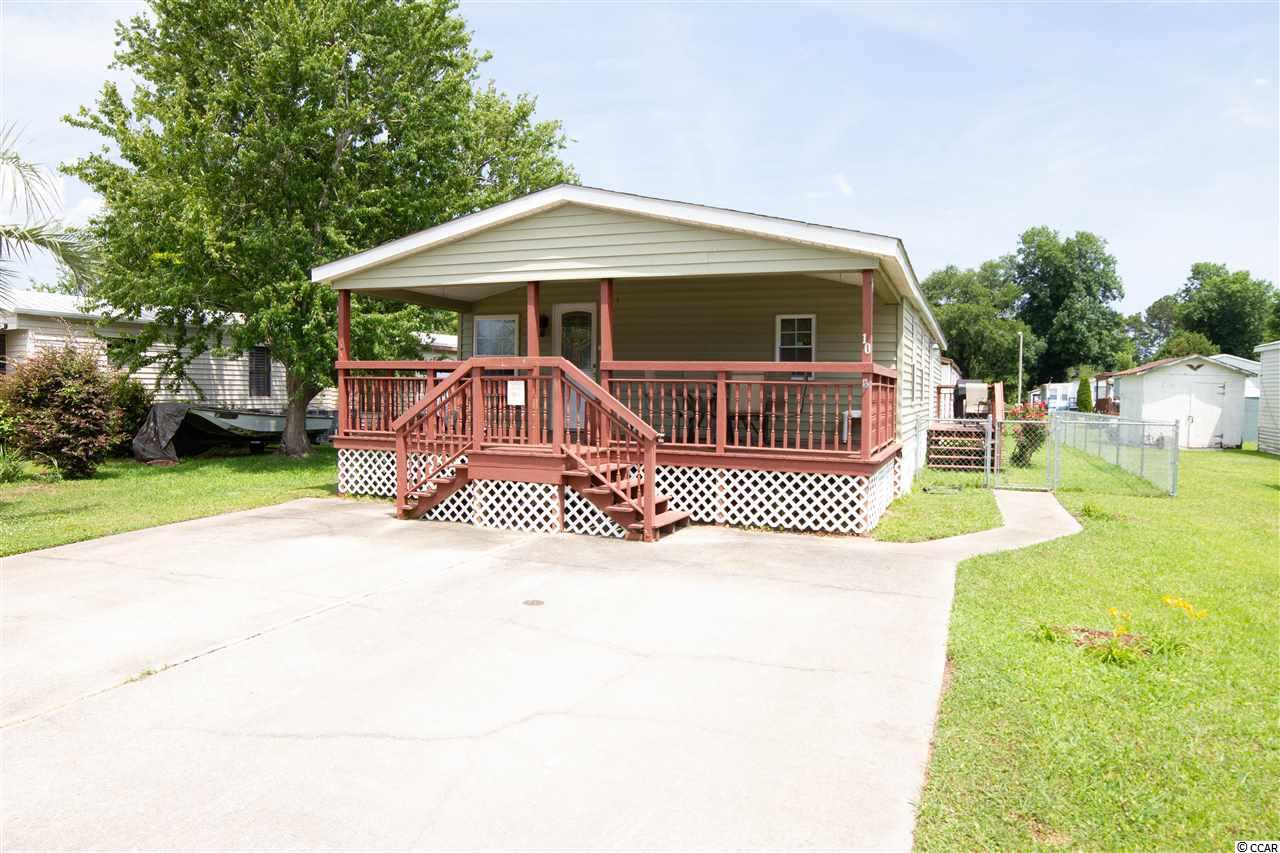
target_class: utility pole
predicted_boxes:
[1017,331,1024,405]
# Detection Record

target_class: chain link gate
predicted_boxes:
[926,412,1178,496]
[991,418,1054,490]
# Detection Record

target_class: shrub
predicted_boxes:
[107,373,154,455]
[1007,401,1048,467]
[1076,375,1093,413]
[0,444,27,484]
[0,346,119,479]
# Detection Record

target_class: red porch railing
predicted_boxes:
[337,358,899,462]
[602,360,898,459]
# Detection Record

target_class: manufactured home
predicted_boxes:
[1255,341,1280,455]
[0,291,456,412]
[313,185,947,540]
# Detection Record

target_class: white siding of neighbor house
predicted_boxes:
[1258,345,1280,455]
[895,303,937,488]
[6,314,303,410]
[338,204,877,289]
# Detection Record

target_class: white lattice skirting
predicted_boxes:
[655,457,899,535]
[337,449,901,537]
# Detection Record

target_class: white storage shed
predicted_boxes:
[1110,355,1253,449]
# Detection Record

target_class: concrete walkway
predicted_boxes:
[1,490,1078,850]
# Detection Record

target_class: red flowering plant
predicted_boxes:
[1007,401,1049,466]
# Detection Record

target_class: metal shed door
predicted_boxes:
[1186,382,1224,448]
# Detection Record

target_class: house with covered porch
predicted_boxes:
[313,185,946,540]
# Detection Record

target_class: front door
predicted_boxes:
[553,304,597,431]
[552,303,597,376]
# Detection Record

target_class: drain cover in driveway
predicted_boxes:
[522,599,544,607]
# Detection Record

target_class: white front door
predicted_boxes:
[552,303,597,376]
[1187,382,1225,448]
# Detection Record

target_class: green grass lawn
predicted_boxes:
[0,449,339,557]
[875,467,1003,542]
[916,446,1280,849]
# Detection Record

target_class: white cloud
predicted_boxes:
[834,172,852,197]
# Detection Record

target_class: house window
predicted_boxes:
[775,315,816,364]
[0,333,6,374]
[474,315,518,356]
[249,346,272,397]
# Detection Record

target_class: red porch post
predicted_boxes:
[525,282,541,440]
[599,279,614,385]
[860,270,874,459]
[336,289,351,436]
[525,281,541,358]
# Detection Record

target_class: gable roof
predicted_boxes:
[1103,354,1255,379]
[310,184,946,346]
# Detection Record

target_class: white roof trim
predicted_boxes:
[1122,355,1255,378]
[311,184,946,347]
[1255,340,1280,354]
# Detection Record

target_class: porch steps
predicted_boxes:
[562,464,689,541]
[398,465,471,520]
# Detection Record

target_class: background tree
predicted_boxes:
[1124,294,1178,362]
[65,0,576,455]
[922,261,1044,387]
[1174,262,1275,357]
[1156,330,1219,359]
[1,125,97,303]
[1008,226,1127,381]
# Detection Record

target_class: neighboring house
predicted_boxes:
[314,184,947,540]
[1107,355,1253,448]
[1255,341,1280,455]
[1,291,294,409]
[1209,353,1261,443]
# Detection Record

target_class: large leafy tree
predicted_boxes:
[65,0,575,455]
[1174,262,1275,358]
[1157,330,1218,359]
[1124,294,1178,362]
[1008,226,1127,381]
[923,261,1044,389]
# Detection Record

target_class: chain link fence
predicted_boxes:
[1050,412,1179,496]
[927,412,1179,496]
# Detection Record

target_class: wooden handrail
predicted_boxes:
[600,359,898,378]
[389,357,477,432]
[338,359,463,370]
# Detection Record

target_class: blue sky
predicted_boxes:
[2,0,1277,313]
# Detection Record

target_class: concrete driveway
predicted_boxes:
[1,494,1077,849]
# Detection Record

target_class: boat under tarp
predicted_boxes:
[132,404,334,463]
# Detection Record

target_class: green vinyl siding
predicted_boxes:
[341,204,874,288]
[460,274,897,367]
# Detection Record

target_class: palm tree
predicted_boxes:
[0,124,97,305]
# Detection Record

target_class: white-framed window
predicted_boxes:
[775,314,816,365]
[473,314,518,356]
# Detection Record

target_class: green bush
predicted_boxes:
[108,374,154,455]
[0,444,27,484]
[0,346,119,479]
